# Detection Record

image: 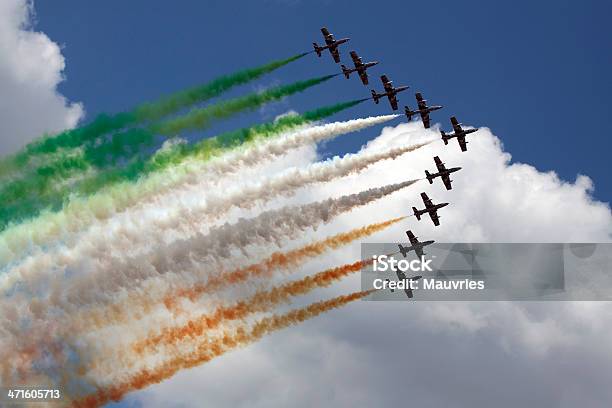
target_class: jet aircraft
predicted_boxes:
[398,230,435,259]
[313,27,350,63]
[404,92,443,128]
[425,156,462,190]
[370,75,409,110]
[340,51,378,85]
[440,116,478,152]
[413,192,449,227]
[386,267,423,299]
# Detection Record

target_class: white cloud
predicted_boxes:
[129,121,612,407]
[0,0,83,155]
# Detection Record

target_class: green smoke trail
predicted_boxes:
[83,73,338,167]
[133,53,309,121]
[152,74,338,135]
[0,99,364,232]
[0,53,308,178]
[75,98,364,194]
[0,74,337,211]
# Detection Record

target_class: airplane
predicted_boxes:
[440,116,478,152]
[398,230,435,259]
[386,267,423,298]
[413,192,449,227]
[313,27,350,63]
[340,51,379,85]
[404,92,443,128]
[370,75,409,110]
[425,156,462,190]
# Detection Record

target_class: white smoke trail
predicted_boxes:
[0,179,416,385]
[0,137,424,305]
[57,179,418,308]
[0,115,398,270]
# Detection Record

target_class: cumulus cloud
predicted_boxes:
[128,121,612,407]
[0,0,83,155]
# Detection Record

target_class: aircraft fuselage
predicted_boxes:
[322,38,350,50]
[407,241,434,252]
[432,167,461,178]
[422,105,443,114]
[416,202,449,217]
[346,61,378,74]
[447,128,477,139]
[389,86,409,96]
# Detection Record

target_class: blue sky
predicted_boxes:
[35,0,611,202]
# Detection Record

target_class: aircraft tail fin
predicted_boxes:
[425,170,433,184]
[371,90,379,104]
[413,207,421,221]
[313,42,322,57]
[404,106,414,121]
[398,244,407,258]
[440,130,449,145]
[340,64,351,79]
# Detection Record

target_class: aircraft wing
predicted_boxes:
[414,246,425,259]
[350,51,362,67]
[434,156,445,172]
[329,47,341,63]
[416,92,427,110]
[321,27,334,44]
[451,116,463,133]
[358,70,369,85]
[419,110,431,128]
[407,230,418,246]
[457,134,468,152]
[429,210,441,226]
[381,75,394,92]
[388,93,398,110]
[441,174,453,190]
[421,192,433,207]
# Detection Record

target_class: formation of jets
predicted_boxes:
[313,27,478,151]
[312,27,481,299]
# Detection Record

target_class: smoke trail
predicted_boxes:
[133,53,309,121]
[0,188,408,381]
[152,74,337,135]
[0,113,393,269]
[0,221,399,388]
[77,217,405,330]
[68,139,425,272]
[0,52,308,176]
[169,217,403,305]
[72,290,373,407]
[183,141,430,221]
[135,259,370,354]
[9,180,415,324]
[0,75,339,229]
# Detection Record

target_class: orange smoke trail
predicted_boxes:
[165,216,404,309]
[72,290,373,407]
[135,258,371,354]
[59,216,402,345]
